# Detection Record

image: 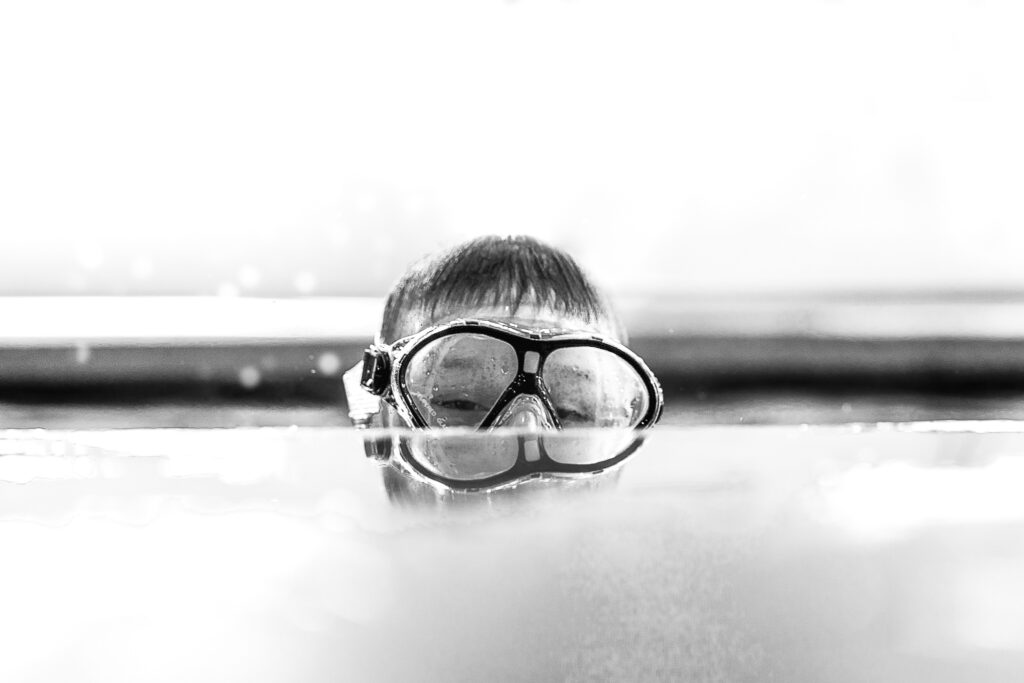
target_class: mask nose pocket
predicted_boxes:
[490,394,556,430]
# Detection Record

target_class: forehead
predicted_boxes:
[390,303,621,342]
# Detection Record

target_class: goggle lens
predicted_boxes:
[543,347,649,429]
[404,334,517,428]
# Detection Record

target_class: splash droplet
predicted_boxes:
[239,366,261,389]
[317,352,341,376]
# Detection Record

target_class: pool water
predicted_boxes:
[2,425,1023,682]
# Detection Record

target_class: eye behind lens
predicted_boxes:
[436,398,492,412]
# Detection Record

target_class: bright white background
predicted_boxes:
[2,0,1021,298]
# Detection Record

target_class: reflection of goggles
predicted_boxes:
[350,319,664,491]
[393,430,647,491]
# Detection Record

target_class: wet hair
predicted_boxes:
[379,235,622,343]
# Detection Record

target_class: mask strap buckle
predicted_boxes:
[343,360,383,427]
[359,345,391,395]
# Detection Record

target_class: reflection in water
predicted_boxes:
[378,460,624,510]
[361,428,643,506]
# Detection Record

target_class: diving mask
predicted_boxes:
[344,318,664,490]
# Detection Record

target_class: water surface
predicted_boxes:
[2,424,1023,682]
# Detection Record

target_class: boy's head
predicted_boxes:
[348,235,662,491]
[378,235,626,344]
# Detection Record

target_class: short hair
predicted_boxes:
[379,235,623,343]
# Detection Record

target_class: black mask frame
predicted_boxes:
[360,319,664,431]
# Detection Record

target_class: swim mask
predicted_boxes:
[344,318,664,490]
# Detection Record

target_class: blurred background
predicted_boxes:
[3,0,1024,427]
